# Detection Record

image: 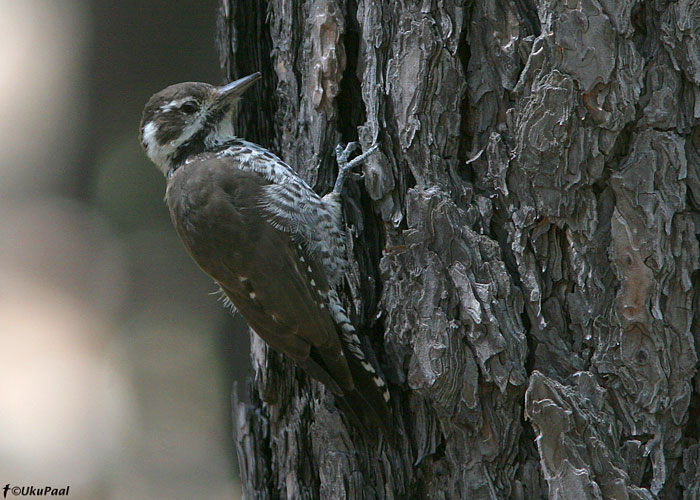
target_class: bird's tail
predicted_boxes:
[338,345,393,440]
[302,342,393,442]
[326,291,393,440]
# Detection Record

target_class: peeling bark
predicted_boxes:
[219,1,700,498]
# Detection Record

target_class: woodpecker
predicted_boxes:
[139,73,390,433]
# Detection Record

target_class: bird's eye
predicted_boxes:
[180,102,198,114]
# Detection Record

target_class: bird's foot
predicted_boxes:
[333,142,379,194]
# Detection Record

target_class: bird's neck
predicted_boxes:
[166,127,240,177]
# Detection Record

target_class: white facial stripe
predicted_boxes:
[142,120,174,175]
[143,109,205,163]
[142,121,158,153]
[160,98,193,111]
[179,114,207,144]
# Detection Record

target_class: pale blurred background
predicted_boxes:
[0,1,250,498]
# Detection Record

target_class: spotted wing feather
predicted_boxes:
[166,155,351,389]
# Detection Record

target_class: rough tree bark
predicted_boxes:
[217,1,700,498]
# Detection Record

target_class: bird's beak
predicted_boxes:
[216,72,261,103]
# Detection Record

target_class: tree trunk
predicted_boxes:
[218,1,700,498]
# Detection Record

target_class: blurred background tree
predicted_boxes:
[0,1,247,498]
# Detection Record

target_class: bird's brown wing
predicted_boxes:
[166,156,354,392]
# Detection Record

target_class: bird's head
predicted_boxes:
[139,72,261,176]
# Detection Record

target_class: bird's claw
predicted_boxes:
[333,142,379,194]
[335,142,359,168]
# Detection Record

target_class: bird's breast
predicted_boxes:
[165,157,270,278]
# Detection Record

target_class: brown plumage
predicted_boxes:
[167,157,352,390]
